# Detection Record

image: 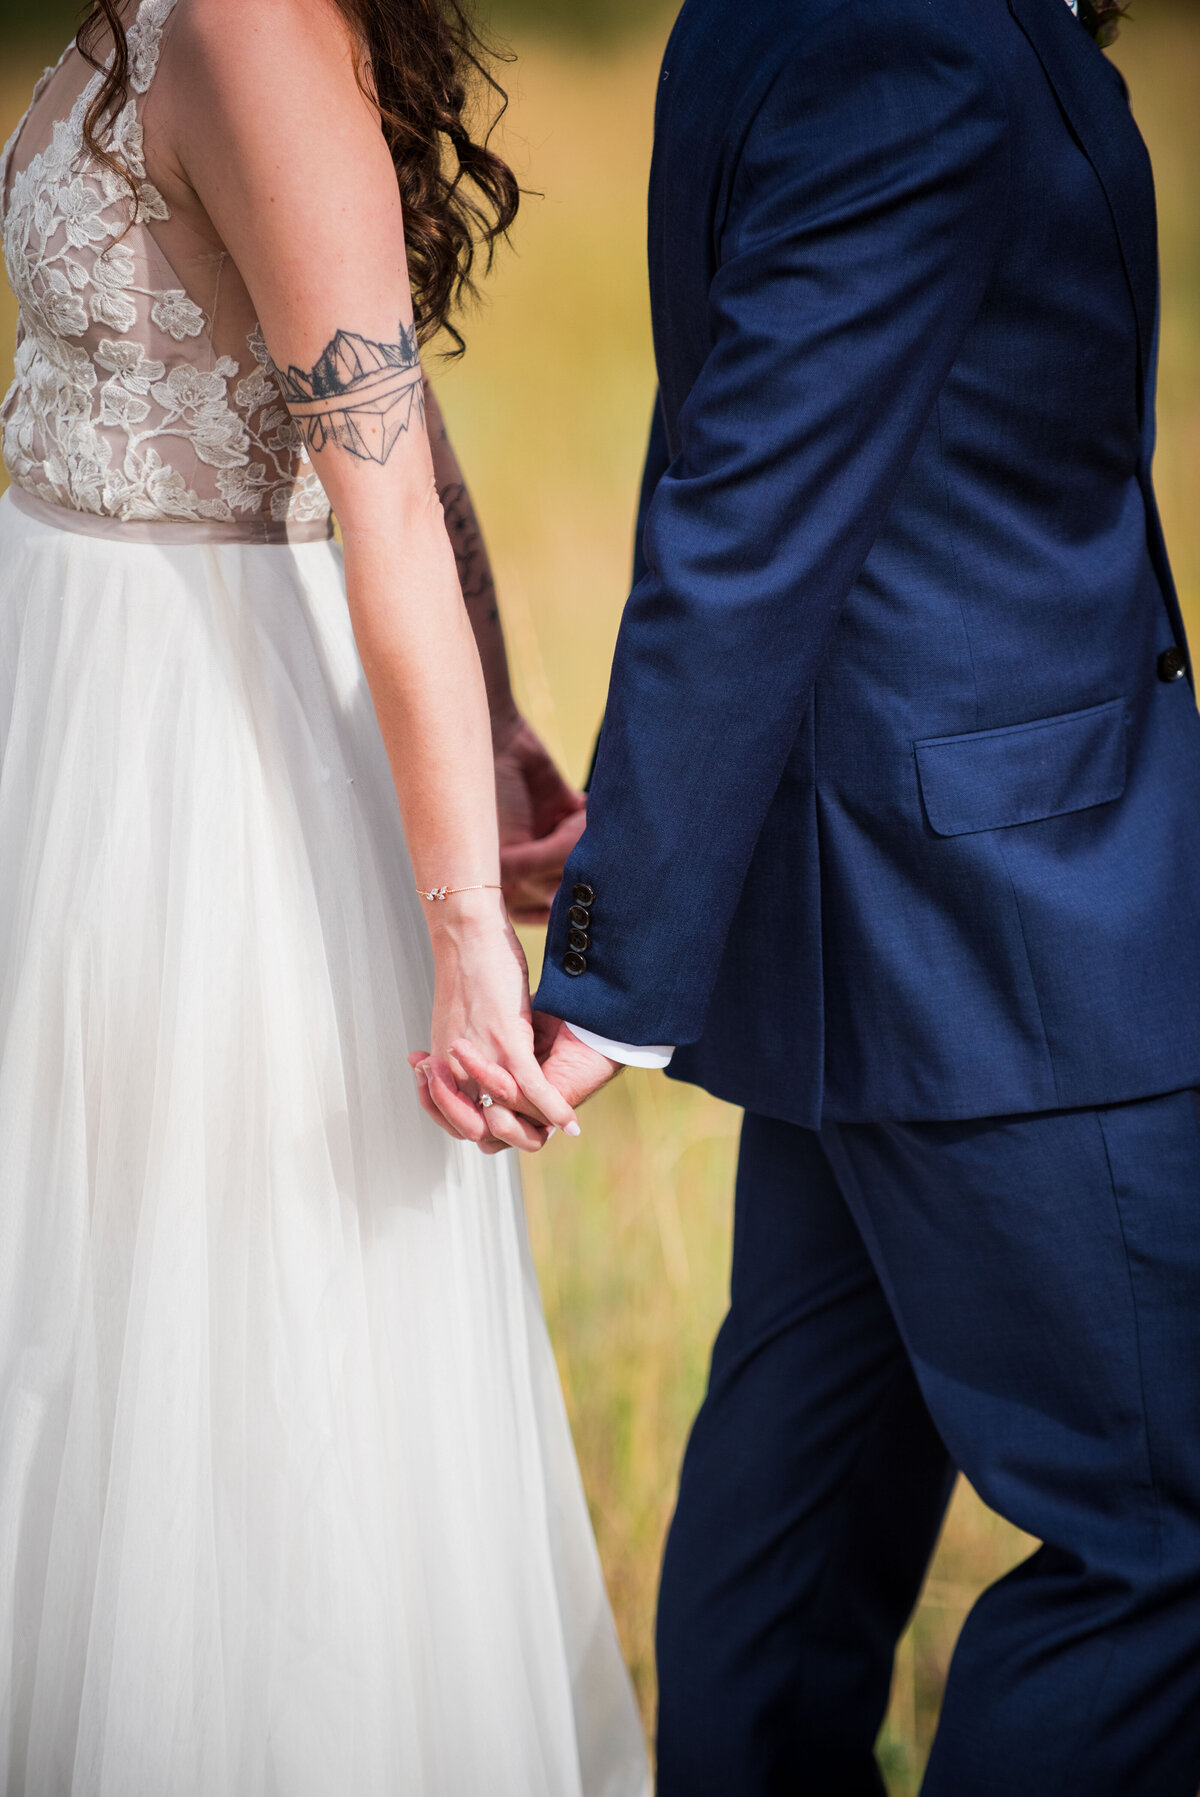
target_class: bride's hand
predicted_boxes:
[409,890,581,1154]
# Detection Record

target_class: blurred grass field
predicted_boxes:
[2,7,1198,1789]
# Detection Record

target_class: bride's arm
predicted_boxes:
[423,383,586,923]
[163,0,578,1147]
[421,380,518,745]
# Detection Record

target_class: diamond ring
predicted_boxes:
[479,1093,495,1110]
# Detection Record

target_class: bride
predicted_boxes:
[0,0,649,1791]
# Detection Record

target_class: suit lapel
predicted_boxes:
[1008,0,1158,396]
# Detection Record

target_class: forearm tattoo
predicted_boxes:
[440,480,500,624]
[279,321,423,463]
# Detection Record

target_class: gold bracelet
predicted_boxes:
[416,883,503,902]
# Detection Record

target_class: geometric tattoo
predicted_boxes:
[279,320,424,463]
[440,482,489,602]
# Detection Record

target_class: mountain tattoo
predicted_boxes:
[279,322,424,463]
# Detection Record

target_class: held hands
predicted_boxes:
[408,889,583,1154]
[412,1007,620,1155]
[530,1011,623,1111]
[410,721,615,1154]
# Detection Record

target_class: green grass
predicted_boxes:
[2,13,1198,1788]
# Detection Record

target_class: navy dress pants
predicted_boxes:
[655,1090,1200,1797]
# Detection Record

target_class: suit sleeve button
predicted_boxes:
[568,928,590,952]
[572,883,596,906]
[1158,645,1188,682]
[562,950,588,976]
[567,904,591,929]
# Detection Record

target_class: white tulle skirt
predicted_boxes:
[0,491,648,1797]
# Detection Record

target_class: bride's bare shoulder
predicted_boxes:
[152,0,407,330]
[164,0,364,118]
[157,0,388,205]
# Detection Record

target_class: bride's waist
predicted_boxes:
[4,483,334,547]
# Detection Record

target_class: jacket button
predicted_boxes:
[572,882,596,906]
[1158,645,1187,682]
[562,950,588,976]
[568,928,590,953]
[567,904,591,929]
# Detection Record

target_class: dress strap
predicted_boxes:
[0,41,77,215]
[1,0,182,214]
[128,0,186,97]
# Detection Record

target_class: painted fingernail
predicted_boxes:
[564,1121,582,1138]
[413,1064,427,1081]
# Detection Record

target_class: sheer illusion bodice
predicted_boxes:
[0,7,649,1793]
[0,0,329,538]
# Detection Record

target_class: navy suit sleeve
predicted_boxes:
[585,394,669,792]
[631,391,668,590]
[535,4,1010,1044]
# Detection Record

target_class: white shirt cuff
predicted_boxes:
[563,1022,675,1070]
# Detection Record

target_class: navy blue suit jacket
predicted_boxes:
[534,0,1200,1127]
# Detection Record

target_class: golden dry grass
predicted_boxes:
[432,21,1200,1786]
[2,12,1198,1790]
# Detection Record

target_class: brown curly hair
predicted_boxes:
[76,0,521,354]
[1079,0,1127,46]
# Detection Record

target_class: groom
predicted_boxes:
[531,0,1200,1790]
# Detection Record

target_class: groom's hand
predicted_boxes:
[408,1014,619,1159]
[532,1011,623,1108]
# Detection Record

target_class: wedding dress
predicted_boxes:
[0,5,649,1793]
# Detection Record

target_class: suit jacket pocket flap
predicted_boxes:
[914,698,1127,837]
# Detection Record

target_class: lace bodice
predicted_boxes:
[0,0,330,536]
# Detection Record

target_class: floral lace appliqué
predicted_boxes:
[0,0,329,529]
